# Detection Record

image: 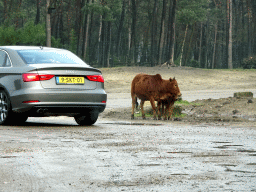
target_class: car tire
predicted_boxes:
[74,112,99,126]
[11,113,28,125]
[0,90,12,125]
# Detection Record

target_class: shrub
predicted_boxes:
[18,22,46,46]
[242,56,256,69]
[0,25,19,45]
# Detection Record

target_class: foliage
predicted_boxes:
[0,26,18,45]
[177,0,208,25]
[18,22,46,46]
[188,59,199,68]
[0,0,255,69]
[241,56,256,69]
[0,22,45,46]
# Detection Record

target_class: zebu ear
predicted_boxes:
[169,77,176,82]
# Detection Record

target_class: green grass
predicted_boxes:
[134,100,201,119]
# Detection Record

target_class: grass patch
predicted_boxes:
[134,100,203,119]
[134,100,202,119]
[175,100,203,106]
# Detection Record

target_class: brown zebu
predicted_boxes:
[131,73,181,120]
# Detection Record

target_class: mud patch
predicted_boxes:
[102,96,256,127]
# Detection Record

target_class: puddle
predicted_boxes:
[1,156,17,158]
[237,149,256,153]
[214,145,244,149]
[137,164,161,166]
[211,141,232,144]
[214,146,228,149]
[218,164,237,167]
[61,140,73,142]
[102,122,162,126]
[247,163,256,165]
[225,168,256,174]
[166,151,192,154]
[193,153,231,157]
[171,173,189,176]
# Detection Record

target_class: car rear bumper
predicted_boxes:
[10,89,107,116]
[13,103,106,117]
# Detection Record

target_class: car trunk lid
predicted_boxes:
[30,64,102,90]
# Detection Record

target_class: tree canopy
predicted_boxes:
[1,0,256,69]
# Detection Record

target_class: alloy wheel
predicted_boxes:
[0,92,8,123]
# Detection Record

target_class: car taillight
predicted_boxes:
[87,75,104,83]
[22,73,55,82]
[22,100,40,103]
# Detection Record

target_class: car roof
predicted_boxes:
[0,46,64,51]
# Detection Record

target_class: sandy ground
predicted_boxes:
[100,66,256,127]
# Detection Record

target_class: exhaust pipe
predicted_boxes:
[37,108,48,113]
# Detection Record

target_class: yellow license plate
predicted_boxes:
[56,77,84,84]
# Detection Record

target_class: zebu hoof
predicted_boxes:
[142,116,146,120]
[131,115,134,120]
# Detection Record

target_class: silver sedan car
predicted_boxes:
[0,46,107,125]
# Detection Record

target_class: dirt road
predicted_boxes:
[1,118,256,191]
[1,66,256,191]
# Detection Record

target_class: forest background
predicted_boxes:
[1,0,256,69]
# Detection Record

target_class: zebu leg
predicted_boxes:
[157,100,162,120]
[131,94,136,119]
[149,97,157,120]
[140,100,146,119]
[167,100,175,120]
[164,102,170,120]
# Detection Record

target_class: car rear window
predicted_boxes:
[17,50,89,66]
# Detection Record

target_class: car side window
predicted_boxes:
[0,50,12,67]
[6,57,11,67]
[0,51,6,67]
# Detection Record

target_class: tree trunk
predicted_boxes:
[98,15,103,66]
[228,0,233,69]
[151,0,158,66]
[3,0,8,24]
[158,0,166,66]
[247,0,252,57]
[130,0,137,63]
[105,21,111,67]
[170,21,175,66]
[75,0,83,56]
[35,0,40,25]
[167,0,176,66]
[88,1,94,64]
[198,22,203,67]
[46,0,51,47]
[212,22,218,69]
[83,0,91,61]
[180,24,188,66]
[116,0,126,59]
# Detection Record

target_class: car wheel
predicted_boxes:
[74,112,99,126]
[0,90,12,125]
